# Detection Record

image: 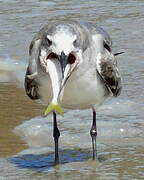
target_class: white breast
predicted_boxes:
[61,68,108,109]
[38,66,108,110]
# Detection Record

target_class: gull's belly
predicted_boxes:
[38,72,109,109]
[62,74,108,109]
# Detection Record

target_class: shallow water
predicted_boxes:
[0,0,144,179]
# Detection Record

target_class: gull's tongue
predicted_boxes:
[44,59,64,116]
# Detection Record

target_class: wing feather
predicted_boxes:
[24,67,40,100]
[96,52,122,97]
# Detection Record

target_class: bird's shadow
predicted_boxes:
[8,149,106,172]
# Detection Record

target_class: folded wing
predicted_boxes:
[24,67,40,100]
[88,24,122,97]
[96,52,122,97]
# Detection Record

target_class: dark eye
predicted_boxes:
[73,39,78,47]
[47,38,52,46]
[104,42,111,52]
[68,53,76,64]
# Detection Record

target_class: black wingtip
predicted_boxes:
[114,52,125,56]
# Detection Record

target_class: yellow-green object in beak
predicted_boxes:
[44,102,64,116]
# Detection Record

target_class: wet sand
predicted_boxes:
[0,84,43,157]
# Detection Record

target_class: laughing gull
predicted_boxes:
[24,21,122,164]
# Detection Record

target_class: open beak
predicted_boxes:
[59,51,79,88]
[58,51,69,78]
[58,51,72,88]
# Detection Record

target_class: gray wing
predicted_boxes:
[85,23,122,96]
[79,21,112,47]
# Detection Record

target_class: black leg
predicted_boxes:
[90,108,97,160]
[53,111,60,164]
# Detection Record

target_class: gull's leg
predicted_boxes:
[53,111,60,164]
[90,108,97,160]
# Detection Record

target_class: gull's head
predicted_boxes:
[39,24,83,86]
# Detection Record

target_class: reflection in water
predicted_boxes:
[0,0,144,179]
[9,149,92,171]
[0,146,142,180]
